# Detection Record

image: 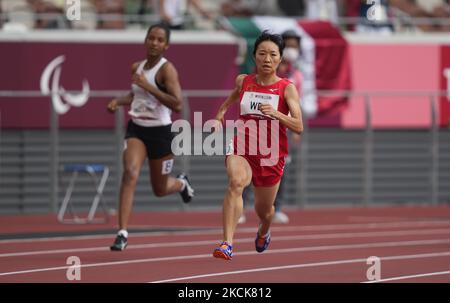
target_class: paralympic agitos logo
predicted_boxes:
[40,55,90,115]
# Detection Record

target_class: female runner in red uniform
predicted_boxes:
[212,31,304,260]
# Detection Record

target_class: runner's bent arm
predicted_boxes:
[132,61,183,113]
[260,83,303,134]
[214,74,246,122]
[107,62,140,112]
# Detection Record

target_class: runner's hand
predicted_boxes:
[132,71,150,90]
[107,99,119,113]
[260,103,278,118]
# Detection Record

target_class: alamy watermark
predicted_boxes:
[366,256,381,281]
[366,0,384,22]
[170,112,280,166]
[66,256,81,281]
[66,0,81,21]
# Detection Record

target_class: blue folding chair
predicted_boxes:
[57,164,110,224]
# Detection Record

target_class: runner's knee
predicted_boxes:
[255,204,274,220]
[122,165,140,185]
[228,175,248,194]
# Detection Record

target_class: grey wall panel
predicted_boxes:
[1,128,449,214]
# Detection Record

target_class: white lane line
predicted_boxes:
[348,216,406,222]
[1,238,450,277]
[2,228,450,258]
[2,220,450,244]
[362,270,450,283]
[150,251,450,283]
[152,259,369,283]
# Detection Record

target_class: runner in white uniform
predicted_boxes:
[107,23,194,251]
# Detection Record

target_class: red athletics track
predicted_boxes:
[1,205,450,283]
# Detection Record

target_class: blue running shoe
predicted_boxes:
[255,232,271,253]
[213,241,233,260]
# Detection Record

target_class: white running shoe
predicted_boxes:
[273,211,289,224]
[238,214,246,224]
[177,173,194,203]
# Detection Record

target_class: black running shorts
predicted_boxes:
[125,120,174,159]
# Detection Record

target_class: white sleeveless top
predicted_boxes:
[129,58,172,127]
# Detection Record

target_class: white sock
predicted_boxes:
[179,178,186,191]
[118,229,128,238]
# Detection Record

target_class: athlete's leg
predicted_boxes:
[253,181,281,238]
[238,185,252,224]
[149,154,184,196]
[118,138,147,230]
[222,155,252,244]
[273,175,285,212]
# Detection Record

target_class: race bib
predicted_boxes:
[128,96,158,119]
[240,91,279,117]
[161,159,174,175]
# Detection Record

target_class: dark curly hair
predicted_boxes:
[147,22,171,43]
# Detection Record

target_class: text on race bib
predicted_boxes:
[240,92,279,117]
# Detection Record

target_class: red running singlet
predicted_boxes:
[226,74,292,187]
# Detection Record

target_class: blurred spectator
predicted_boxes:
[277,0,305,17]
[70,0,97,30]
[93,0,126,29]
[390,0,450,31]
[279,30,303,107]
[221,0,253,16]
[273,29,305,223]
[280,29,317,118]
[304,0,339,25]
[343,0,360,31]
[190,0,221,29]
[220,0,282,17]
[124,0,155,26]
[154,0,214,30]
[415,0,450,31]
[1,0,35,30]
[416,0,450,14]
[28,0,69,29]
